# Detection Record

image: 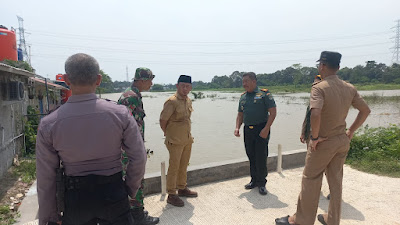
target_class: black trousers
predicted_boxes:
[244,122,270,187]
[62,172,134,225]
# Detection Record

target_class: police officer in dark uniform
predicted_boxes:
[36,53,147,225]
[234,72,277,195]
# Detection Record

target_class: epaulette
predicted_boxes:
[260,88,269,92]
[241,91,246,96]
[312,80,323,86]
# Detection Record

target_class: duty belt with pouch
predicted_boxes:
[65,172,123,190]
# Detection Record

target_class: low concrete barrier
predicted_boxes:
[143,149,306,195]
[15,149,307,224]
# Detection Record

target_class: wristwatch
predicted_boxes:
[310,135,319,141]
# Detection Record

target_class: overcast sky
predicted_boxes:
[2,0,400,84]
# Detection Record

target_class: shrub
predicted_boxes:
[346,125,400,177]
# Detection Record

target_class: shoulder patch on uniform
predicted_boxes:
[260,88,269,92]
[312,80,324,87]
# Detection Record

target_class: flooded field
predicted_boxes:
[102,90,400,174]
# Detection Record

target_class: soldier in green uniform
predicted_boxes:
[300,75,322,144]
[234,72,277,195]
[118,67,159,225]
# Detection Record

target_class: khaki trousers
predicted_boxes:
[166,142,192,195]
[294,134,350,225]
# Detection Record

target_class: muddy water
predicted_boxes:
[102,90,400,174]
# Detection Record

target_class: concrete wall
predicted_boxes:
[143,149,307,195]
[0,72,29,178]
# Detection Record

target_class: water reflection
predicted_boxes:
[103,90,400,174]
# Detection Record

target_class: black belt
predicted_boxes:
[245,122,267,129]
[66,171,123,190]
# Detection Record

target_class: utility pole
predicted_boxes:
[126,66,129,82]
[391,19,400,64]
[17,16,30,65]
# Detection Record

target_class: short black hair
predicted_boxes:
[242,72,257,81]
[321,62,340,70]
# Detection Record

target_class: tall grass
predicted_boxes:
[192,84,400,93]
[346,125,400,177]
[362,94,400,104]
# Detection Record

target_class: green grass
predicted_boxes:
[192,84,313,93]
[0,206,17,225]
[346,125,400,177]
[12,159,36,183]
[354,83,400,91]
[0,159,35,225]
[362,94,400,104]
[191,83,400,93]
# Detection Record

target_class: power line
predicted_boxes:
[31,41,391,56]
[391,19,400,63]
[30,51,390,65]
[25,29,392,46]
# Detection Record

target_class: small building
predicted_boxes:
[0,63,33,178]
[0,63,67,178]
[28,76,68,114]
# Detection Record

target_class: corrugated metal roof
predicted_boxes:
[30,77,69,90]
[0,63,35,77]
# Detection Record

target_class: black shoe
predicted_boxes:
[244,181,256,189]
[132,208,160,225]
[275,215,291,225]
[317,214,327,225]
[259,186,268,195]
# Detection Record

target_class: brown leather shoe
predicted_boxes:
[167,194,184,207]
[178,187,198,197]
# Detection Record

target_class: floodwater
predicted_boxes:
[102,90,400,174]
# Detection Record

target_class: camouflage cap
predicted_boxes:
[133,67,155,80]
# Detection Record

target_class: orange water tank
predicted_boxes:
[0,26,18,61]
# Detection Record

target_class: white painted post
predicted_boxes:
[277,144,282,173]
[161,161,166,195]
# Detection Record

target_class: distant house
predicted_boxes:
[0,63,67,178]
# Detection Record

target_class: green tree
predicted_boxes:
[151,84,164,91]
[97,70,114,93]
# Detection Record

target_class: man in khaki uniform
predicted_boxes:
[160,75,197,207]
[276,51,370,225]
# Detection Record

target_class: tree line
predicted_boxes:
[98,61,400,93]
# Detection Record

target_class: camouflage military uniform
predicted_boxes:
[118,85,146,209]
[301,75,323,142]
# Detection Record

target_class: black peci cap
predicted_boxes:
[178,75,192,84]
